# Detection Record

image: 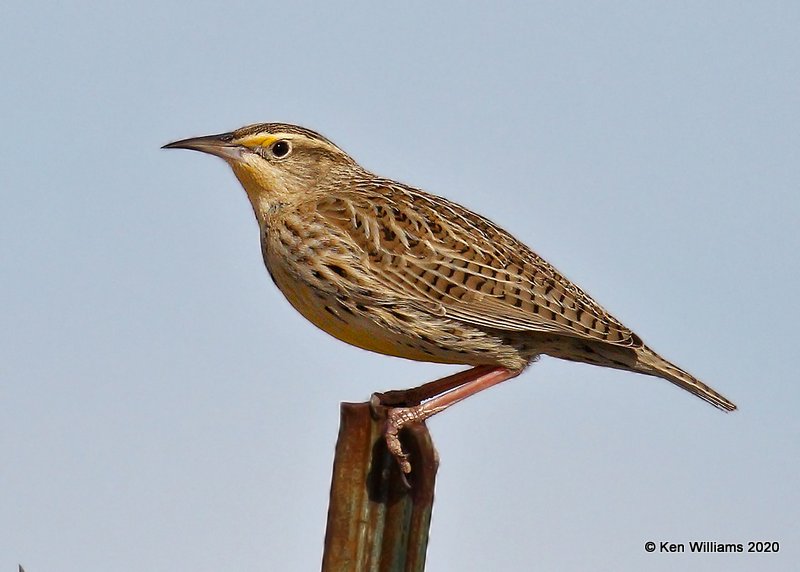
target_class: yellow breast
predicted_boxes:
[266,260,462,364]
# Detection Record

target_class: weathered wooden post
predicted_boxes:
[322,402,438,571]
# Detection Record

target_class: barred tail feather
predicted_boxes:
[636,346,736,412]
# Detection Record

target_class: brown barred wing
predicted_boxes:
[316,186,642,348]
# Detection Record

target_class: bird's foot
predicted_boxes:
[371,366,518,474]
[370,393,428,474]
[384,405,429,474]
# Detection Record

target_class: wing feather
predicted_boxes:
[315,185,642,348]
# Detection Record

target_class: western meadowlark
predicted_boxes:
[164,123,736,473]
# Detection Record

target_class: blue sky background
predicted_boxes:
[2,2,798,571]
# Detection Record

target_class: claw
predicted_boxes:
[372,394,415,473]
[385,406,424,474]
[385,422,411,474]
[374,366,517,475]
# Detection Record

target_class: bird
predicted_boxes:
[163,122,736,473]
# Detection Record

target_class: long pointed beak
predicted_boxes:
[162,132,244,161]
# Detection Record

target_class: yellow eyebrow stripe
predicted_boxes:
[237,133,279,148]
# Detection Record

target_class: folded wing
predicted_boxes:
[317,184,643,348]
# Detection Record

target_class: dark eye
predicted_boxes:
[271,140,291,158]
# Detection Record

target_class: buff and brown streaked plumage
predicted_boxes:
[164,122,736,472]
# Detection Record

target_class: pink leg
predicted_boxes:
[384,366,522,473]
[375,365,498,406]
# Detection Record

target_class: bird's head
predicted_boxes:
[163,123,358,215]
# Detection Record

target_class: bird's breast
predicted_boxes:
[258,217,526,368]
[264,258,445,361]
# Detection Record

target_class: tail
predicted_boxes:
[635,346,737,412]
